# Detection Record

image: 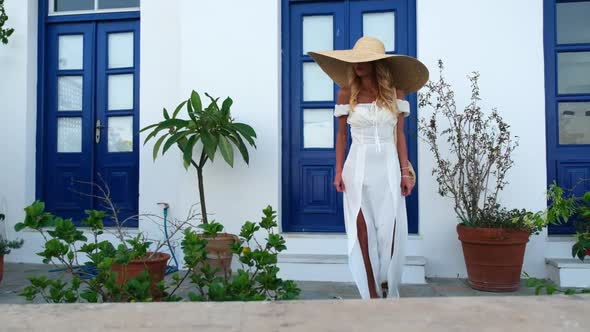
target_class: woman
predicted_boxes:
[308,37,428,299]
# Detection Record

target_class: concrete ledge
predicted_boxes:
[546,258,590,288]
[0,296,588,331]
[278,254,426,284]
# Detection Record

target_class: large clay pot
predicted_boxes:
[201,233,238,278]
[111,252,170,298]
[0,255,4,284]
[457,224,530,292]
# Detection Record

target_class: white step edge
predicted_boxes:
[278,254,426,266]
[277,254,427,284]
[545,257,590,288]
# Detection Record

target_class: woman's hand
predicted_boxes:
[401,176,414,197]
[334,173,345,192]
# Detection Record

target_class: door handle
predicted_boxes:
[95,119,103,144]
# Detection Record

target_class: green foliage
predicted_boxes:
[0,212,23,255]
[181,206,300,301]
[198,221,224,237]
[524,272,590,296]
[141,90,257,224]
[0,0,14,45]
[15,200,298,303]
[15,202,159,303]
[460,183,576,233]
[572,232,590,261]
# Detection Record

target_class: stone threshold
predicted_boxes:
[546,258,590,288]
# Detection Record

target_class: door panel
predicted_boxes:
[545,0,590,234]
[43,20,139,226]
[287,2,346,232]
[46,23,95,222]
[95,21,140,225]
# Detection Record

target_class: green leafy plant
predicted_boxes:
[15,181,198,303]
[466,183,574,234]
[142,91,257,224]
[572,232,590,261]
[524,272,590,296]
[0,0,14,44]
[571,191,590,260]
[178,206,300,301]
[0,213,23,255]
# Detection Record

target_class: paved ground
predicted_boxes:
[0,263,538,304]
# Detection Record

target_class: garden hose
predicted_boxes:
[159,203,179,273]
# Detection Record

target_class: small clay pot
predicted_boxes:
[111,252,170,298]
[200,233,238,278]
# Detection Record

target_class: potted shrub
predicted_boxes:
[15,182,197,302]
[571,191,590,260]
[176,206,300,301]
[142,91,257,275]
[0,213,23,283]
[419,61,570,292]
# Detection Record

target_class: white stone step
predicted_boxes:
[278,254,426,284]
[545,258,590,288]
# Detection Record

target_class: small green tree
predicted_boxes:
[142,91,257,224]
[0,0,14,45]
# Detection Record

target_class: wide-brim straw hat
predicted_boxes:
[308,36,429,93]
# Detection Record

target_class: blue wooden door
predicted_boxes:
[282,0,418,233]
[544,0,590,234]
[44,20,139,225]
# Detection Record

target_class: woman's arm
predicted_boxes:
[396,89,409,168]
[396,89,413,196]
[334,88,350,192]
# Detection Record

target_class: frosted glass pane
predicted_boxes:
[559,102,590,145]
[558,52,590,94]
[58,117,82,153]
[59,35,83,70]
[58,76,83,111]
[557,2,590,44]
[304,109,334,148]
[108,116,133,152]
[54,0,94,12]
[108,32,134,68]
[108,74,134,110]
[98,0,140,9]
[303,62,333,101]
[303,15,333,54]
[363,12,396,52]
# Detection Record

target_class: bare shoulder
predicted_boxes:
[337,87,351,104]
[396,88,406,100]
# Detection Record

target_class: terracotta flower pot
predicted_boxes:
[111,252,170,298]
[200,233,238,278]
[0,255,4,284]
[457,224,530,292]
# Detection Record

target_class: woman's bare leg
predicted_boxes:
[356,210,379,298]
[381,222,397,297]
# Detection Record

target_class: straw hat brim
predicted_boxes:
[308,50,429,93]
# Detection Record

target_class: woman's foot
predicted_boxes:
[381,282,388,298]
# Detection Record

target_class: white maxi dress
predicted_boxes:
[336,100,410,299]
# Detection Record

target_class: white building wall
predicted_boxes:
[416,0,556,278]
[0,0,576,279]
[0,0,38,263]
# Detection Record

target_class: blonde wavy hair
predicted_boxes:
[349,60,398,113]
